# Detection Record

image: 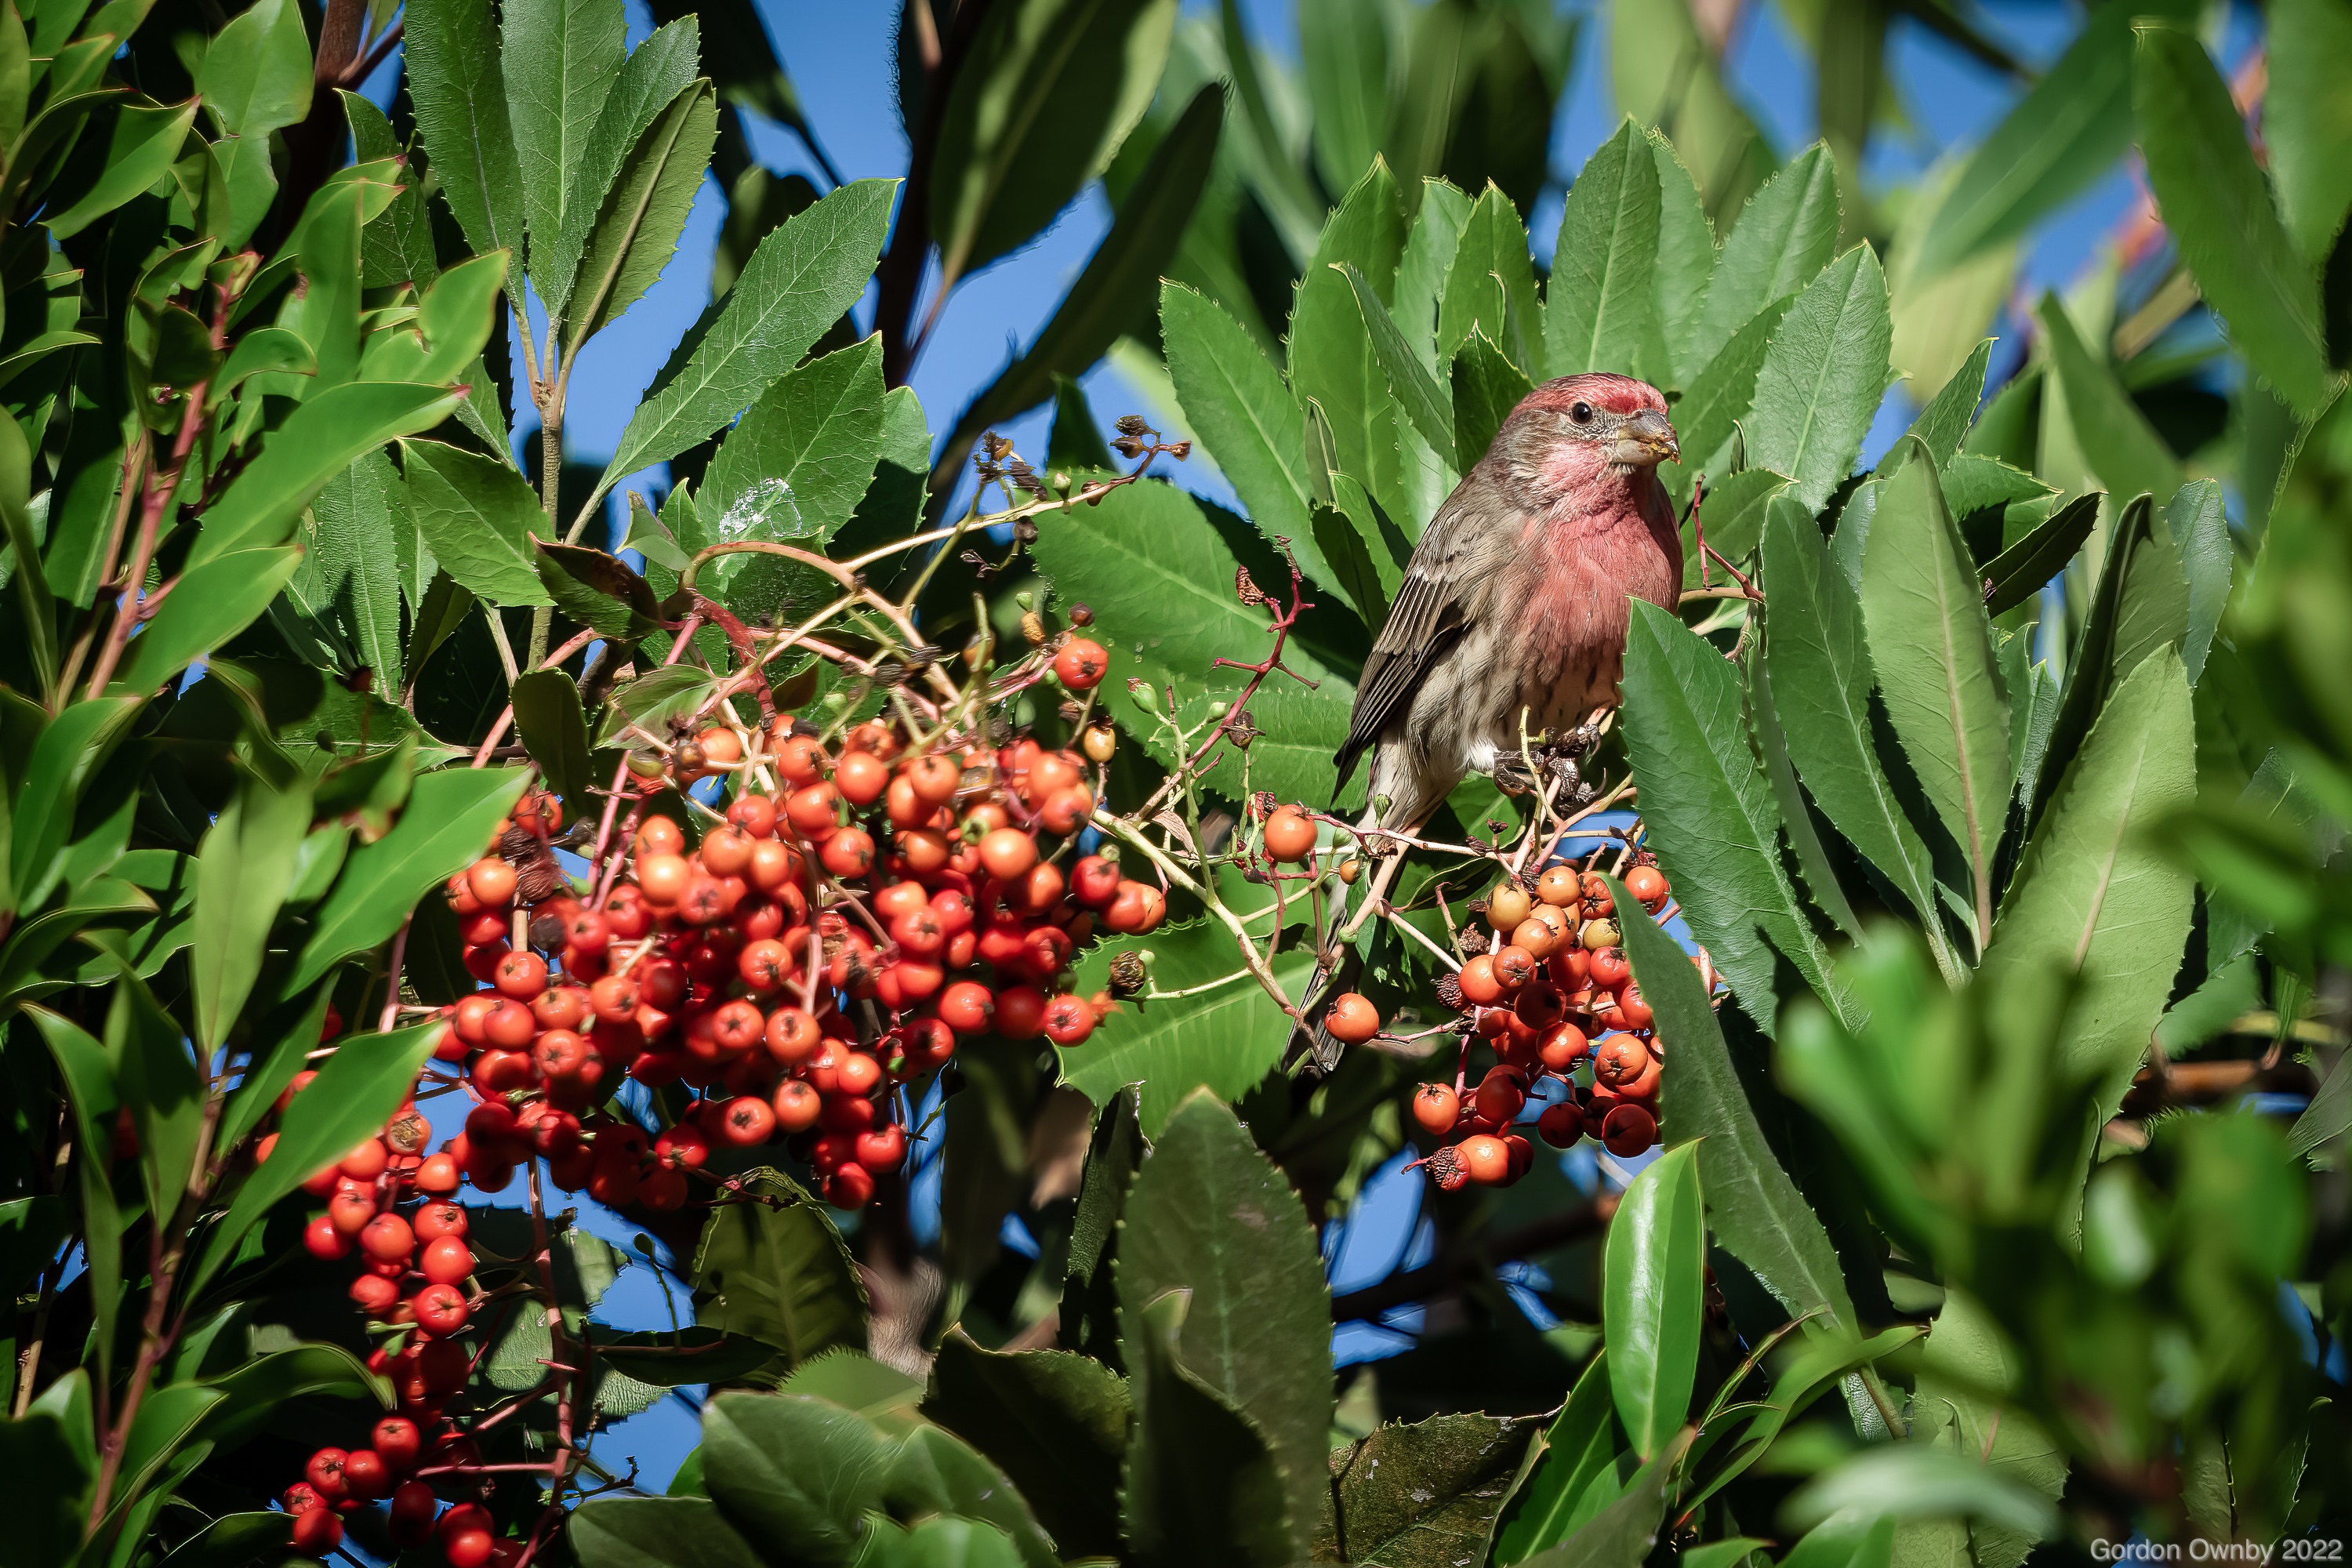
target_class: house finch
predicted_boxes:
[1297,372,1681,1069]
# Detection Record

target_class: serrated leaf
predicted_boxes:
[1120,1287,1295,1568]
[1860,440,2010,942]
[402,439,555,606]
[187,382,467,566]
[2164,478,2230,685]
[1116,1091,1330,1557]
[1322,1412,1538,1567]
[1452,328,1534,472]
[595,178,894,512]
[1290,162,1414,570]
[1439,182,1541,374]
[922,1330,1129,1561]
[699,1393,892,1565]
[1647,129,1718,389]
[405,0,524,260]
[2134,25,2336,418]
[1664,296,1793,503]
[572,1497,767,1568]
[1546,118,1659,378]
[1298,0,1388,201]
[287,450,407,688]
[1899,338,1991,470]
[2033,292,2181,503]
[503,0,624,299]
[1760,499,1951,962]
[1487,1356,1626,1565]
[535,15,699,320]
[691,1168,867,1377]
[1748,244,1891,514]
[1686,144,1839,375]
[1618,601,1845,1030]
[1344,261,1456,468]
[536,541,662,639]
[1161,279,1312,548]
[564,78,717,346]
[1980,492,2099,619]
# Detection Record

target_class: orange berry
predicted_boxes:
[466,858,517,907]
[1410,1083,1460,1135]
[978,827,1038,880]
[1324,993,1381,1044]
[1262,808,1317,864]
[1054,637,1109,690]
[1456,1134,1511,1185]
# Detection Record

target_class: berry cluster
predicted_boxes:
[271,634,1175,1559]
[1410,862,1674,1189]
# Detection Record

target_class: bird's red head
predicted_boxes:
[1494,373,1679,503]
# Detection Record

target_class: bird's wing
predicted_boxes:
[1331,473,1513,796]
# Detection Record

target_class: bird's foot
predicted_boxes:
[1491,754,1538,796]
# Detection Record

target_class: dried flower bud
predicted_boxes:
[1020,610,1047,645]
[1114,414,1149,437]
[874,660,907,688]
[1250,790,1278,819]
[1008,459,1047,496]
[1424,1143,1470,1192]
[984,431,1014,461]
[1436,971,1465,1012]
[1069,602,1094,627]
[528,912,568,952]
[1058,698,1086,723]
[517,858,567,905]
[1226,710,1259,749]
[1108,949,1149,997]
[498,826,539,862]
[1167,441,1191,460]
[1457,924,1490,956]
[1110,434,1145,459]
[1235,567,1266,606]
[1012,517,1039,544]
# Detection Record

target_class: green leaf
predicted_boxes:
[1780,1514,1896,1568]
[595,178,895,511]
[1546,118,1660,379]
[1487,1356,1626,1565]
[118,546,302,693]
[1395,179,1472,377]
[2027,495,2183,830]
[1784,1446,2060,1539]
[1519,1428,1694,1568]
[191,765,313,1052]
[2137,27,2337,416]
[535,541,662,640]
[108,969,207,1225]
[193,1342,376,1451]
[0,1408,91,1567]
[2165,479,2230,685]
[503,0,624,299]
[1648,130,1719,389]
[1980,492,2100,619]
[2036,292,2183,503]
[401,439,556,607]
[1900,338,1992,470]
[1612,869,1860,1328]
[691,1168,866,1375]
[1984,650,2196,1116]
[884,1425,1059,1568]
[193,0,308,136]
[1896,1288,2064,1568]
[564,78,717,347]
[1618,601,1844,1030]
[0,0,26,149]
[405,0,524,261]
[1748,244,1892,514]
[288,767,528,990]
[1686,144,1839,376]
[187,383,468,567]
[1290,162,1414,568]
[217,985,336,1155]
[1859,444,2010,943]
[154,1512,291,1568]
[1029,474,1334,720]
[404,572,474,683]
[1345,261,1457,468]
[1320,1412,1539,1567]
[921,1330,1129,1562]
[1602,1143,1704,1461]
[0,386,53,699]
[1452,328,1534,472]
[1663,296,1793,500]
[510,670,592,808]
[2267,0,2352,263]
[949,82,1220,461]
[1161,279,1312,548]
[1910,0,2194,278]
[928,0,1177,284]
[1120,1288,1295,1568]
[1298,0,1388,201]
[1115,1090,1329,1558]
[700,1392,893,1565]
[192,1017,444,1294]
[1760,500,1951,957]
[568,1497,768,1568]
[286,450,408,689]
[7,694,141,913]
[1439,182,1541,374]
[702,335,886,548]
[1058,918,1319,1137]
[45,98,200,239]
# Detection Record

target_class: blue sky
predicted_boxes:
[383,0,2261,1502]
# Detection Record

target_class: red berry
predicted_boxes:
[717,1095,776,1146]
[342,1449,390,1501]
[411,1283,470,1338]
[420,1234,474,1287]
[825,1163,877,1207]
[388,1479,437,1546]
[305,1448,350,1501]
[292,1507,344,1555]
[303,1214,353,1260]
[1262,808,1317,863]
[373,1416,423,1472]
[361,1212,415,1264]
[1044,993,1095,1047]
[1410,1083,1459,1136]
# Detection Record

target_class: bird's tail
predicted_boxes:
[1283,810,1379,1077]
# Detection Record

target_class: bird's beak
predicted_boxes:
[1607,408,1680,467]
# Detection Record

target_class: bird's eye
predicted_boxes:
[1569,401,1593,424]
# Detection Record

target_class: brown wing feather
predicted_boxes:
[1331,466,1519,796]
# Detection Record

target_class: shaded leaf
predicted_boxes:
[191,765,314,1051]
[2267,0,2352,263]
[1980,492,2100,619]
[1453,327,1535,473]
[119,546,303,693]
[1322,1412,1538,1567]
[405,0,525,260]
[921,1330,1128,1562]
[510,670,592,808]
[691,1167,867,1376]
[1120,1288,1294,1568]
